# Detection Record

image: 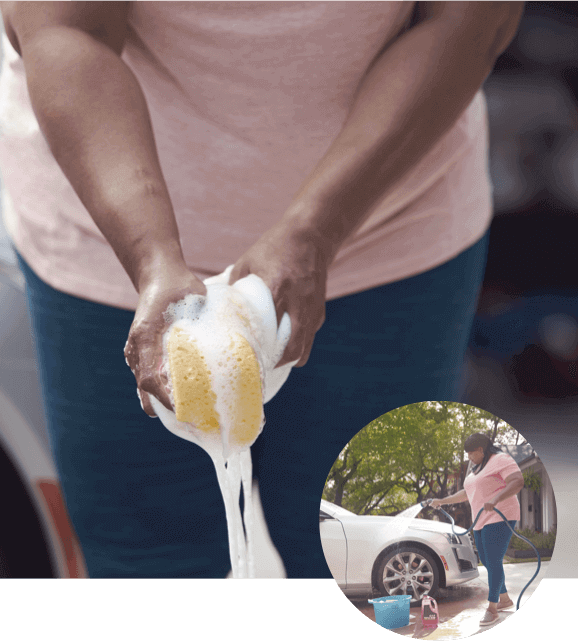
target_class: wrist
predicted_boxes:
[279,200,343,266]
[134,241,190,294]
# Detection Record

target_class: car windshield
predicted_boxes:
[321,500,356,516]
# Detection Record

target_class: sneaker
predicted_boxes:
[479,610,499,626]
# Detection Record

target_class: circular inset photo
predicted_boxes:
[320,402,555,638]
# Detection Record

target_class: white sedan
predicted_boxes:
[320,499,479,605]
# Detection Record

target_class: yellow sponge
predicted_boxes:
[226,332,263,447]
[167,326,263,448]
[167,326,220,432]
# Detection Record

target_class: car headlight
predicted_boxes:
[444,533,462,545]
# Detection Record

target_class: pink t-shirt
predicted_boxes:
[463,452,522,530]
[0,2,492,310]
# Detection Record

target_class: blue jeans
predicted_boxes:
[16,231,488,578]
[474,520,517,603]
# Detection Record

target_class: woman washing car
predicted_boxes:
[431,433,525,626]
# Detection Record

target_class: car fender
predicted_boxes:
[0,387,87,578]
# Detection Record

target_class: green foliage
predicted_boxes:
[507,527,556,551]
[522,470,543,494]
[323,402,522,516]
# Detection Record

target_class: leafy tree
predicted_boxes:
[323,402,522,526]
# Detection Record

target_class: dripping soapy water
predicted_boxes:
[212,449,256,578]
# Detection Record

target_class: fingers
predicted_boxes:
[275,301,325,368]
[137,388,157,417]
[273,299,303,367]
[284,325,314,368]
[295,346,313,368]
[137,341,173,415]
[124,324,172,418]
[295,311,324,367]
[228,260,250,286]
[139,374,172,414]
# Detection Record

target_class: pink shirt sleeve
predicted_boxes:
[463,453,521,530]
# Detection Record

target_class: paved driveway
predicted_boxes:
[350,560,549,639]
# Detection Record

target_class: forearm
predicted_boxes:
[491,480,524,506]
[21,26,186,292]
[282,3,521,262]
[443,489,468,504]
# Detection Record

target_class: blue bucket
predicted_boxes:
[368,595,412,629]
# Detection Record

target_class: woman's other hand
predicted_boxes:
[228,218,330,368]
[484,501,497,512]
[430,499,444,508]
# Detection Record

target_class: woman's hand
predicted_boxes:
[228,219,331,368]
[483,501,497,512]
[124,265,207,417]
[430,499,444,508]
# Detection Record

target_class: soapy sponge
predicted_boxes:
[167,326,220,432]
[225,332,263,448]
[167,325,263,448]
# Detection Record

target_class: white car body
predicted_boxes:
[320,499,479,602]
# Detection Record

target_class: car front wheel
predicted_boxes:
[375,546,439,606]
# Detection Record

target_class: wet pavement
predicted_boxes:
[349,560,550,639]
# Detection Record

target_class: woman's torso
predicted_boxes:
[0,1,491,309]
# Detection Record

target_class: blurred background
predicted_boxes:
[460,1,578,577]
[0,2,577,578]
[463,1,578,408]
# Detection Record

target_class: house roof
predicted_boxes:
[501,443,536,466]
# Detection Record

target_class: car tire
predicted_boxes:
[374,545,440,606]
